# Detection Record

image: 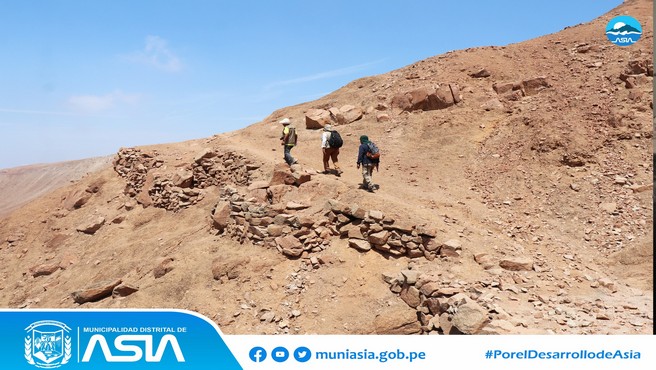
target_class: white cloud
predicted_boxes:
[0,108,87,117]
[68,91,141,113]
[126,35,183,72]
[264,59,386,90]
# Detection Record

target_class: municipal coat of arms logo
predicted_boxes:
[25,321,72,368]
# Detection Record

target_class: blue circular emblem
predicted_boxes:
[293,346,312,362]
[248,347,267,362]
[606,15,642,46]
[271,346,289,362]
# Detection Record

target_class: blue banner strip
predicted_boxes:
[0,309,242,370]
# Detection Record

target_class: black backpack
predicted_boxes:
[328,130,343,148]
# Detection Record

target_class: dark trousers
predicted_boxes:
[284,145,296,165]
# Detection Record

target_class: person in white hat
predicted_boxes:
[321,124,342,175]
[279,118,298,165]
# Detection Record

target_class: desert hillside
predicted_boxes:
[0,156,113,218]
[0,0,652,335]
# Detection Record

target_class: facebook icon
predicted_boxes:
[249,347,267,362]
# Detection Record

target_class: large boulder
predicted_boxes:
[171,169,194,188]
[521,76,549,95]
[391,85,457,112]
[29,263,61,277]
[453,79,472,100]
[112,283,139,298]
[211,202,232,232]
[72,279,122,304]
[368,231,390,246]
[292,171,312,186]
[499,257,534,271]
[440,239,462,257]
[493,77,549,97]
[135,172,155,207]
[335,105,363,124]
[76,216,106,235]
[399,285,421,308]
[267,184,292,204]
[348,238,371,252]
[430,86,456,109]
[390,93,412,111]
[450,301,489,334]
[276,235,304,257]
[373,305,421,334]
[194,148,218,163]
[270,163,296,186]
[305,109,332,129]
[153,257,175,278]
[63,189,93,211]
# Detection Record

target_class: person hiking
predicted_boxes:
[321,124,343,176]
[356,135,380,192]
[279,117,298,165]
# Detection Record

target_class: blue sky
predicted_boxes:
[0,0,623,169]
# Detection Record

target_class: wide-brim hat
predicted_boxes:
[280,118,291,125]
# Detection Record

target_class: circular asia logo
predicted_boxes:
[25,321,72,368]
[605,15,642,46]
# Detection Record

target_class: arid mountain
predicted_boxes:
[0,0,652,335]
[0,157,113,218]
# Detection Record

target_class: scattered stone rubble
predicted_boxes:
[301,83,465,127]
[326,200,443,259]
[192,148,259,188]
[381,254,652,335]
[211,187,334,258]
[113,148,162,197]
[114,147,260,212]
[211,187,442,261]
[492,76,550,100]
[381,264,516,335]
[619,59,654,89]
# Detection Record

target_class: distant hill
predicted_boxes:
[0,156,112,217]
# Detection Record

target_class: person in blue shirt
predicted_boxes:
[356,135,378,192]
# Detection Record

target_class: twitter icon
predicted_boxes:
[294,346,312,363]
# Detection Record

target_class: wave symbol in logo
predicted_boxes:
[25,321,72,369]
[606,15,642,46]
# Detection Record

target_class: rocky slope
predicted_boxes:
[0,0,652,335]
[0,156,113,218]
